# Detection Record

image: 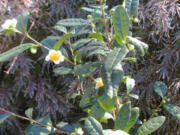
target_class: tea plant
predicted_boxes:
[1,0,179,135]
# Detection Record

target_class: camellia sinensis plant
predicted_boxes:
[1,0,177,135]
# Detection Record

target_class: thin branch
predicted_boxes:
[0,107,68,135]
[101,6,111,49]
[5,22,35,74]
[26,34,50,51]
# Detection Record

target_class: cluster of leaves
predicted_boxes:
[0,0,180,135]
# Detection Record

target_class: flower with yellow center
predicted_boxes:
[1,18,17,31]
[45,50,64,64]
[95,78,104,89]
[75,128,84,135]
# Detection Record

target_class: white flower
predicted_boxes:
[95,78,104,89]
[45,50,64,64]
[1,18,17,31]
[75,128,84,135]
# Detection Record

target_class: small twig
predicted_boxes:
[26,34,50,51]
[78,76,84,95]
[115,98,120,116]
[5,22,35,74]
[101,6,111,49]
[0,107,68,135]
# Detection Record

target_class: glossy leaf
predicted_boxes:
[112,5,130,45]
[163,104,180,120]
[79,83,95,108]
[0,43,37,62]
[53,33,72,50]
[54,67,74,75]
[111,63,124,97]
[90,102,106,122]
[56,122,81,133]
[72,38,93,50]
[153,81,167,98]
[81,7,102,15]
[130,0,139,18]
[74,62,100,76]
[126,77,135,93]
[129,94,139,99]
[136,116,166,135]
[90,32,104,42]
[104,47,128,72]
[103,129,129,135]
[98,93,116,111]
[56,18,87,26]
[84,117,103,135]
[125,0,132,15]
[127,36,148,56]
[124,107,139,132]
[25,115,54,135]
[53,25,67,33]
[0,113,11,124]
[115,102,131,130]
[16,12,29,33]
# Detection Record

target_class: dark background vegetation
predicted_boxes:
[0,0,179,135]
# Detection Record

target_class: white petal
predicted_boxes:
[95,84,99,89]
[45,55,50,61]
[54,60,61,65]
[59,55,64,62]
[49,49,55,54]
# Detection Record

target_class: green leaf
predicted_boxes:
[25,108,33,119]
[103,129,129,135]
[127,36,148,56]
[80,83,96,108]
[125,0,132,15]
[56,18,87,27]
[53,33,72,50]
[124,107,139,132]
[87,47,110,57]
[54,67,74,75]
[163,104,180,120]
[90,32,104,42]
[126,77,135,93]
[112,5,130,45]
[16,12,29,33]
[104,47,128,72]
[101,62,124,101]
[0,43,37,62]
[124,57,137,62]
[81,7,102,15]
[153,81,167,98]
[136,116,166,135]
[97,93,116,111]
[25,115,54,135]
[0,113,11,124]
[125,0,139,18]
[84,117,103,135]
[41,37,58,51]
[74,62,100,76]
[115,102,131,130]
[72,38,93,50]
[56,122,81,133]
[130,0,139,18]
[53,25,67,34]
[111,63,124,96]
[90,102,106,122]
[129,94,139,99]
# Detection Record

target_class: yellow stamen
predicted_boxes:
[49,51,60,62]
[97,79,104,87]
